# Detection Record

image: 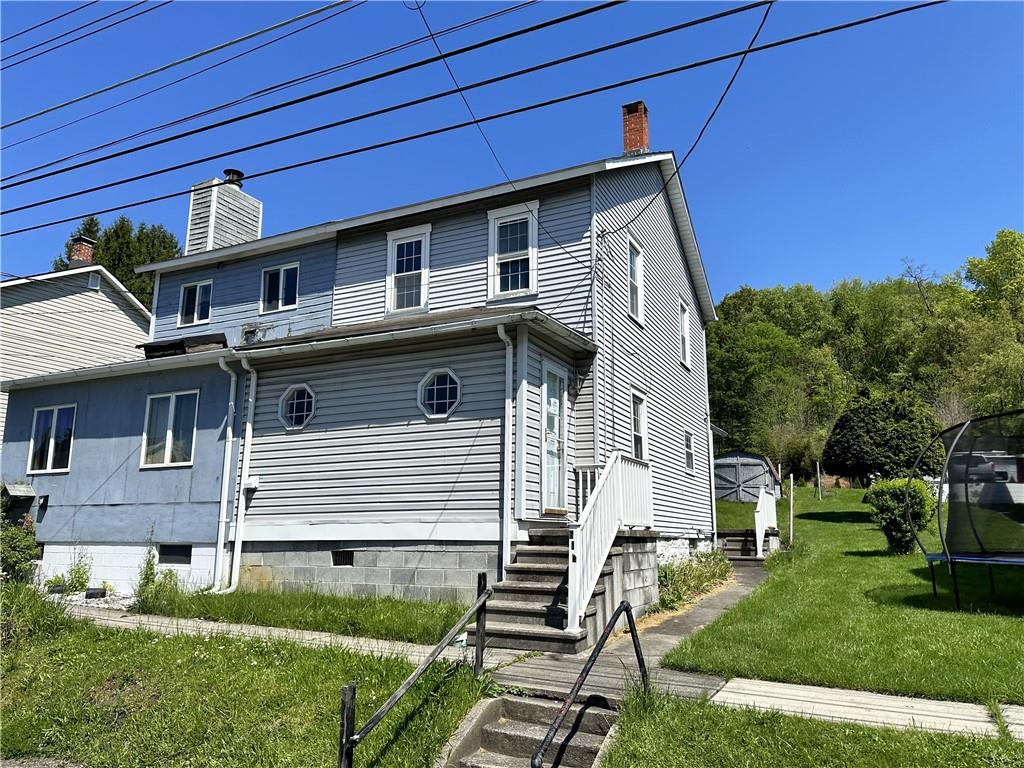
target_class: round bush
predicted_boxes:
[863,478,936,554]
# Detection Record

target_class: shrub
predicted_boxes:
[0,514,40,582]
[863,478,936,554]
[654,551,732,611]
[44,573,66,589]
[66,549,91,592]
[135,554,185,614]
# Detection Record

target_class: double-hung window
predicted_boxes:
[261,263,299,313]
[178,280,212,326]
[631,391,647,461]
[28,404,77,474]
[684,430,695,472]
[627,237,645,322]
[679,300,691,367]
[488,201,538,298]
[141,391,199,467]
[387,224,430,312]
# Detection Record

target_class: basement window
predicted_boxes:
[261,263,299,313]
[331,550,354,567]
[158,544,192,565]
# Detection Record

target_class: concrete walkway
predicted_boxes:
[65,604,523,669]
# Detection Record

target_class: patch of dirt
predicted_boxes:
[94,671,151,707]
[2,760,86,768]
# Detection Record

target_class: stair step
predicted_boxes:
[492,581,605,606]
[504,562,569,582]
[726,554,765,568]
[500,695,616,736]
[467,621,589,653]
[512,544,570,565]
[486,599,598,628]
[459,749,532,768]
[482,719,605,768]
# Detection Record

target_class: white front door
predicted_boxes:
[542,362,569,514]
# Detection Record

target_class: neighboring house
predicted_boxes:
[2,103,718,645]
[714,451,782,503]
[0,247,152,443]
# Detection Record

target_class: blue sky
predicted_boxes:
[1,1,1021,301]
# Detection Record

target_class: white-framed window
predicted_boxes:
[260,263,299,314]
[178,280,212,326]
[386,224,431,313]
[684,430,695,472]
[279,384,316,430]
[418,368,462,419]
[679,300,691,367]
[488,200,539,299]
[627,236,645,322]
[141,390,200,468]
[631,390,647,461]
[87,273,101,290]
[27,404,77,474]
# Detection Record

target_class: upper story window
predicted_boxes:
[631,391,647,461]
[279,384,316,430]
[488,201,538,299]
[87,273,101,290]
[179,280,212,326]
[28,404,77,474]
[142,390,199,468]
[627,237,645,322]
[679,300,691,367]
[684,430,695,472]
[387,224,431,313]
[418,368,461,419]
[261,263,299,314]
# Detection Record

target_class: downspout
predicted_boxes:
[213,355,237,589]
[213,355,258,594]
[496,324,513,579]
[514,326,529,521]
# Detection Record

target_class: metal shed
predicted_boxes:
[714,451,782,502]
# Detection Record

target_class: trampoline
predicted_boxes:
[907,408,1024,609]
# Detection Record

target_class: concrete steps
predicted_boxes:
[716,528,776,564]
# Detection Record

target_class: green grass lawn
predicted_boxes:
[665,488,1024,704]
[715,495,793,542]
[1,585,485,767]
[138,587,467,645]
[602,690,1024,768]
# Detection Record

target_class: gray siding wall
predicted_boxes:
[0,364,239,545]
[593,165,713,537]
[333,184,593,335]
[185,182,262,255]
[153,240,335,346]
[241,336,506,540]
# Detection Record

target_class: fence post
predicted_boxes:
[816,461,822,501]
[338,683,356,768]
[474,571,487,676]
[789,474,795,546]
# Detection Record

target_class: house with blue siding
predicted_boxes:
[1,103,719,652]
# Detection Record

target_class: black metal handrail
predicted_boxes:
[337,572,491,768]
[531,600,648,768]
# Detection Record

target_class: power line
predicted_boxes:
[602,1,775,240]
[0,0,626,189]
[2,0,769,211]
[2,1,350,127]
[1,1,172,73]
[1,0,532,158]
[0,1,366,157]
[1,1,100,44]
[0,0,948,238]
[1,1,144,61]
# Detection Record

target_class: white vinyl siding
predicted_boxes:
[386,224,431,313]
[178,280,212,327]
[141,391,200,468]
[27,404,76,474]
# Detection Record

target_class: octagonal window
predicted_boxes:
[418,369,461,419]
[279,384,315,430]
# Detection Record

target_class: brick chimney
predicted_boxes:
[68,235,95,268]
[622,100,649,155]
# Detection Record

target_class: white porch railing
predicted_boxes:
[566,451,652,631]
[575,464,602,515]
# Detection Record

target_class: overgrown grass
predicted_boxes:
[664,488,1024,703]
[653,551,732,612]
[138,586,467,645]
[602,688,1024,768]
[1,582,486,767]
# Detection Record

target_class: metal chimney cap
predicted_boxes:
[223,168,245,187]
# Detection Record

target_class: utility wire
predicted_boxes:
[1,0,626,188]
[1,1,366,157]
[1,0,144,61]
[1,1,100,44]
[0,0,947,238]
[2,1,348,126]
[1,1,171,73]
[3,0,768,210]
[602,1,775,239]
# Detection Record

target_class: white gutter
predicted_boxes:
[213,356,238,589]
[496,324,514,579]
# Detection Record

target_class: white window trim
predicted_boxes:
[278,383,317,431]
[259,262,300,315]
[157,543,194,567]
[87,273,101,290]
[386,223,431,314]
[140,390,200,469]
[177,279,213,328]
[417,367,462,420]
[630,388,648,461]
[487,200,539,300]
[626,234,646,325]
[679,299,692,369]
[683,429,696,474]
[26,403,77,475]
[540,359,570,513]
